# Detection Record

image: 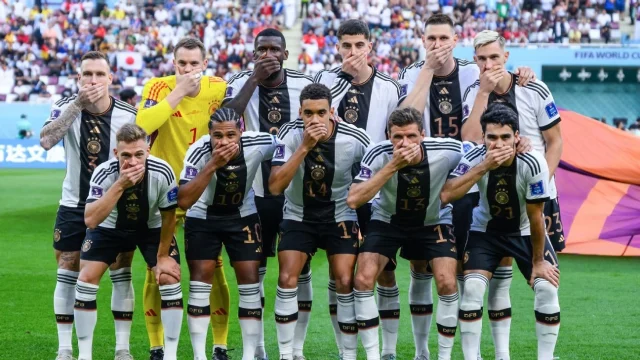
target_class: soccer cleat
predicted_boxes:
[382,355,397,360]
[114,350,134,360]
[149,349,164,360]
[212,348,229,360]
[55,351,77,360]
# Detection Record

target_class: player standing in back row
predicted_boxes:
[461,30,564,360]
[223,28,314,360]
[40,51,137,360]
[440,103,560,360]
[136,37,230,360]
[313,20,402,359]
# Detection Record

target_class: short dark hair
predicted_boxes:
[209,108,242,129]
[480,103,519,133]
[299,83,332,106]
[425,14,455,29]
[255,28,287,49]
[387,107,424,133]
[81,51,110,66]
[337,19,370,41]
[174,37,206,59]
[119,88,137,102]
[116,123,148,143]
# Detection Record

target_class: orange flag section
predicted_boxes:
[559,110,640,185]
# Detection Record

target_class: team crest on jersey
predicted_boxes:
[407,186,421,198]
[268,109,282,123]
[87,140,101,154]
[310,165,326,180]
[53,228,62,242]
[51,109,61,120]
[463,104,470,118]
[91,186,103,198]
[344,109,358,123]
[144,99,157,108]
[452,163,470,176]
[530,180,545,195]
[167,187,178,202]
[495,191,509,204]
[438,98,452,114]
[185,166,198,179]
[545,102,558,118]
[462,142,472,153]
[359,166,372,179]
[400,84,408,97]
[274,144,285,159]
[82,239,92,252]
[225,87,234,97]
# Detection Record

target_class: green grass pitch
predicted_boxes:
[1,169,639,359]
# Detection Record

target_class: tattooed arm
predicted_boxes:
[40,101,83,150]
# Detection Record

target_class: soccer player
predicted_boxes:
[461,30,564,359]
[136,37,230,360]
[440,103,560,360]
[269,84,371,360]
[347,107,463,360]
[313,19,402,358]
[176,108,279,360]
[223,28,314,360]
[74,124,182,360]
[39,51,137,360]
[398,15,536,359]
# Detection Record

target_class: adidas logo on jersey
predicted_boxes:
[228,173,237,179]
[127,193,138,201]
[316,155,324,162]
[270,96,280,104]
[498,178,508,186]
[439,87,449,95]
[348,96,358,104]
[410,176,420,184]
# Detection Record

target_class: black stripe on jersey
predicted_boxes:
[302,132,337,222]
[362,144,393,166]
[336,124,370,148]
[116,168,150,230]
[425,145,461,153]
[228,70,251,84]
[243,140,273,148]
[337,69,375,131]
[539,117,561,131]
[390,142,431,227]
[55,94,78,106]
[187,142,212,164]
[277,120,304,139]
[330,77,350,98]
[243,134,274,142]
[486,158,521,234]
[399,61,424,79]
[522,81,550,100]
[207,147,248,217]
[518,153,541,176]
[285,71,314,82]
[465,146,487,162]
[463,80,480,102]
[94,161,119,185]
[113,101,137,116]
[313,71,323,83]
[148,159,175,186]
[78,102,114,206]
[375,71,402,97]
[429,65,464,140]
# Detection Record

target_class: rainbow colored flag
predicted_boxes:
[556,110,640,256]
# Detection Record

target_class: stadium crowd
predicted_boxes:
[0,0,287,101]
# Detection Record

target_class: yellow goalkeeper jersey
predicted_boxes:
[136,75,227,183]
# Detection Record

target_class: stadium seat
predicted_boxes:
[40,76,49,85]
[49,77,59,85]
[47,85,57,95]
[124,77,137,88]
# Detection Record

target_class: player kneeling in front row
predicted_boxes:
[269,83,371,360]
[347,107,463,360]
[177,108,279,360]
[75,124,183,360]
[440,103,560,360]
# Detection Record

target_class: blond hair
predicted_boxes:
[473,30,505,50]
[116,124,148,144]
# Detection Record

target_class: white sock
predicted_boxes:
[293,270,312,357]
[355,289,380,360]
[457,274,465,298]
[187,281,212,360]
[328,280,344,356]
[377,285,399,357]
[459,274,488,360]
[110,268,134,352]
[159,283,183,360]
[54,269,78,353]
[337,292,357,360]
[238,283,262,360]
[256,267,267,358]
[275,286,298,360]
[489,267,513,360]
[533,279,560,360]
[436,292,459,360]
[74,280,99,360]
[409,271,433,358]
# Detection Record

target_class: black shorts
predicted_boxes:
[255,195,284,258]
[80,227,180,267]
[544,197,565,252]
[356,203,372,236]
[278,220,359,256]
[52,205,87,252]
[364,221,457,269]
[463,231,559,281]
[184,214,262,262]
[452,192,480,260]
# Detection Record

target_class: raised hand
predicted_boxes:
[479,65,505,94]
[210,142,239,169]
[390,140,421,170]
[251,54,282,82]
[117,161,145,189]
[75,83,106,109]
[342,51,368,78]
[302,120,328,150]
[175,68,202,96]
[425,42,454,71]
[483,142,514,170]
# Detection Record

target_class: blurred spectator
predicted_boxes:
[119,88,138,107]
[17,114,32,139]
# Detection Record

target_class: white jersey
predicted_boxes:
[179,132,278,220]
[461,72,560,198]
[449,145,550,236]
[355,138,464,227]
[398,58,480,140]
[273,120,371,223]
[86,155,178,229]
[314,66,401,143]
[224,69,314,197]
[45,95,137,208]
